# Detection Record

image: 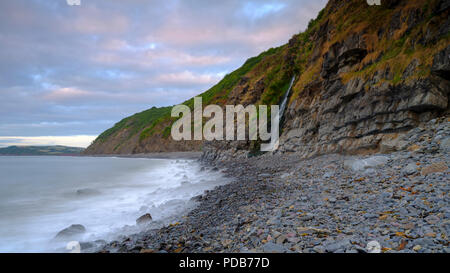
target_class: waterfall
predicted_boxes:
[279,75,296,122]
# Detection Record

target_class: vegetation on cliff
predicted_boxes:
[85,0,449,155]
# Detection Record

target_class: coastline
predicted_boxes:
[82,152,202,160]
[95,118,449,253]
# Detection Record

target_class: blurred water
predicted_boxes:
[0,156,228,252]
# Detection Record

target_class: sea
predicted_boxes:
[0,156,229,252]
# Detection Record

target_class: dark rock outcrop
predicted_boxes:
[76,188,100,196]
[432,45,450,80]
[136,213,153,225]
[55,224,86,239]
[87,0,449,161]
[204,0,450,162]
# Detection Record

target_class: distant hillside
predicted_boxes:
[0,145,84,156]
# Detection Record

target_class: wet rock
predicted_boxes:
[76,188,100,196]
[55,224,86,239]
[136,213,153,225]
[432,45,450,80]
[80,242,95,250]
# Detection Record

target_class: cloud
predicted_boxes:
[155,71,222,86]
[0,0,328,143]
[43,87,92,101]
[67,5,130,34]
[162,50,231,66]
[242,2,287,20]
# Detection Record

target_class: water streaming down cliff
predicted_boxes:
[86,0,450,158]
[279,75,296,125]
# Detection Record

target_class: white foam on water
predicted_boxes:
[0,156,229,252]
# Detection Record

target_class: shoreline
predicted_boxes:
[95,118,449,253]
[99,149,449,253]
[0,152,202,160]
[82,152,202,160]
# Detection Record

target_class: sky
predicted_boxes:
[0,0,327,148]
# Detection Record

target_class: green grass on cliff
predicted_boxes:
[183,46,283,109]
[93,46,283,145]
[95,106,172,144]
[138,46,284,141]
[89,0,449,152]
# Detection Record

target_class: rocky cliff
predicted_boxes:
[276,0,450,158]
[202,0,450,161]
[86,0,450,158]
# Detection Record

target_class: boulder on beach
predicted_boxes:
[136,213,152,225]
[55,224,86,239]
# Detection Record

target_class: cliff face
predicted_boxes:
[202,0,450,161]
[276,0,450,158]
[86,0,450,157]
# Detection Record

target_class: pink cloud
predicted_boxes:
[43,87,92,101]
[92,44,230,68]
[63,6,129,34]
[152,20,299,53]
[155,71,222,85]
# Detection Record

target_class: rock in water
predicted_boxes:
[136,213,153,225]
[55,224,86,239]
[76,188,100,196]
